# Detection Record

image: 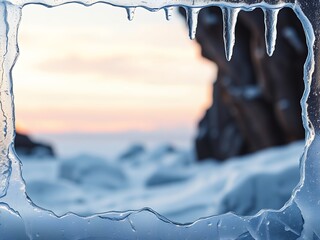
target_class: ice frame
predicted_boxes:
[0,0,319,239]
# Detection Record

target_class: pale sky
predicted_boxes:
[13,4,216,137]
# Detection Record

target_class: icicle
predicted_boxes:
[164,7,173,21]
[186,7,200,40]
[222,7,240,61]
[263,8,279,57]
[126,7,136,21]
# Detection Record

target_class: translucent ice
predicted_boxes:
[222,7,240,61]
[263,8,279,56]
[0,0,320,239]
[164,7,173,21]
[126,7,135,21]
[186,7,200,40]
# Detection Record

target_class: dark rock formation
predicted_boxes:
[15,132,55,158]
[182,8,307,160]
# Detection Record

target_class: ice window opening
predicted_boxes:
[15,4,217,221]
[13,5,308,224]
[0,0,320,239]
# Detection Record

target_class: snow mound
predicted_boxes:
[59,154,128,190]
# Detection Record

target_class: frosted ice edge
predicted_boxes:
[291,1,320,238]
[0,0,319,239]
[2,0,297,8]
[0,1,20,198]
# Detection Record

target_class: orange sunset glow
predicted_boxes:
[13,4,215,135]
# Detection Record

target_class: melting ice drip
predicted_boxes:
[0,0,319,239]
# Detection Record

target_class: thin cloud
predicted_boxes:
[36,52,214,85]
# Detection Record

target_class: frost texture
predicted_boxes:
[0,0,319,239]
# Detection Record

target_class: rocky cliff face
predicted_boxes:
[183,8,307,160]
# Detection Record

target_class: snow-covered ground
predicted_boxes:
[20,141,303,224]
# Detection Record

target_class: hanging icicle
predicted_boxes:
[263,8,280,56]
[186,7,200,40]
[222,7,240,61]
[126,7,136,21]
[164,7,174,21]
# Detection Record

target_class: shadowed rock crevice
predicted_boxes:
[182,8,307,161]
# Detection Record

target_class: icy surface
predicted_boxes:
[59,154,128,189]
[0,0,320,239]
[21,142,302,223]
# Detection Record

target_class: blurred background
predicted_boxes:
[14,5,214,158]
[14,5,306,223]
